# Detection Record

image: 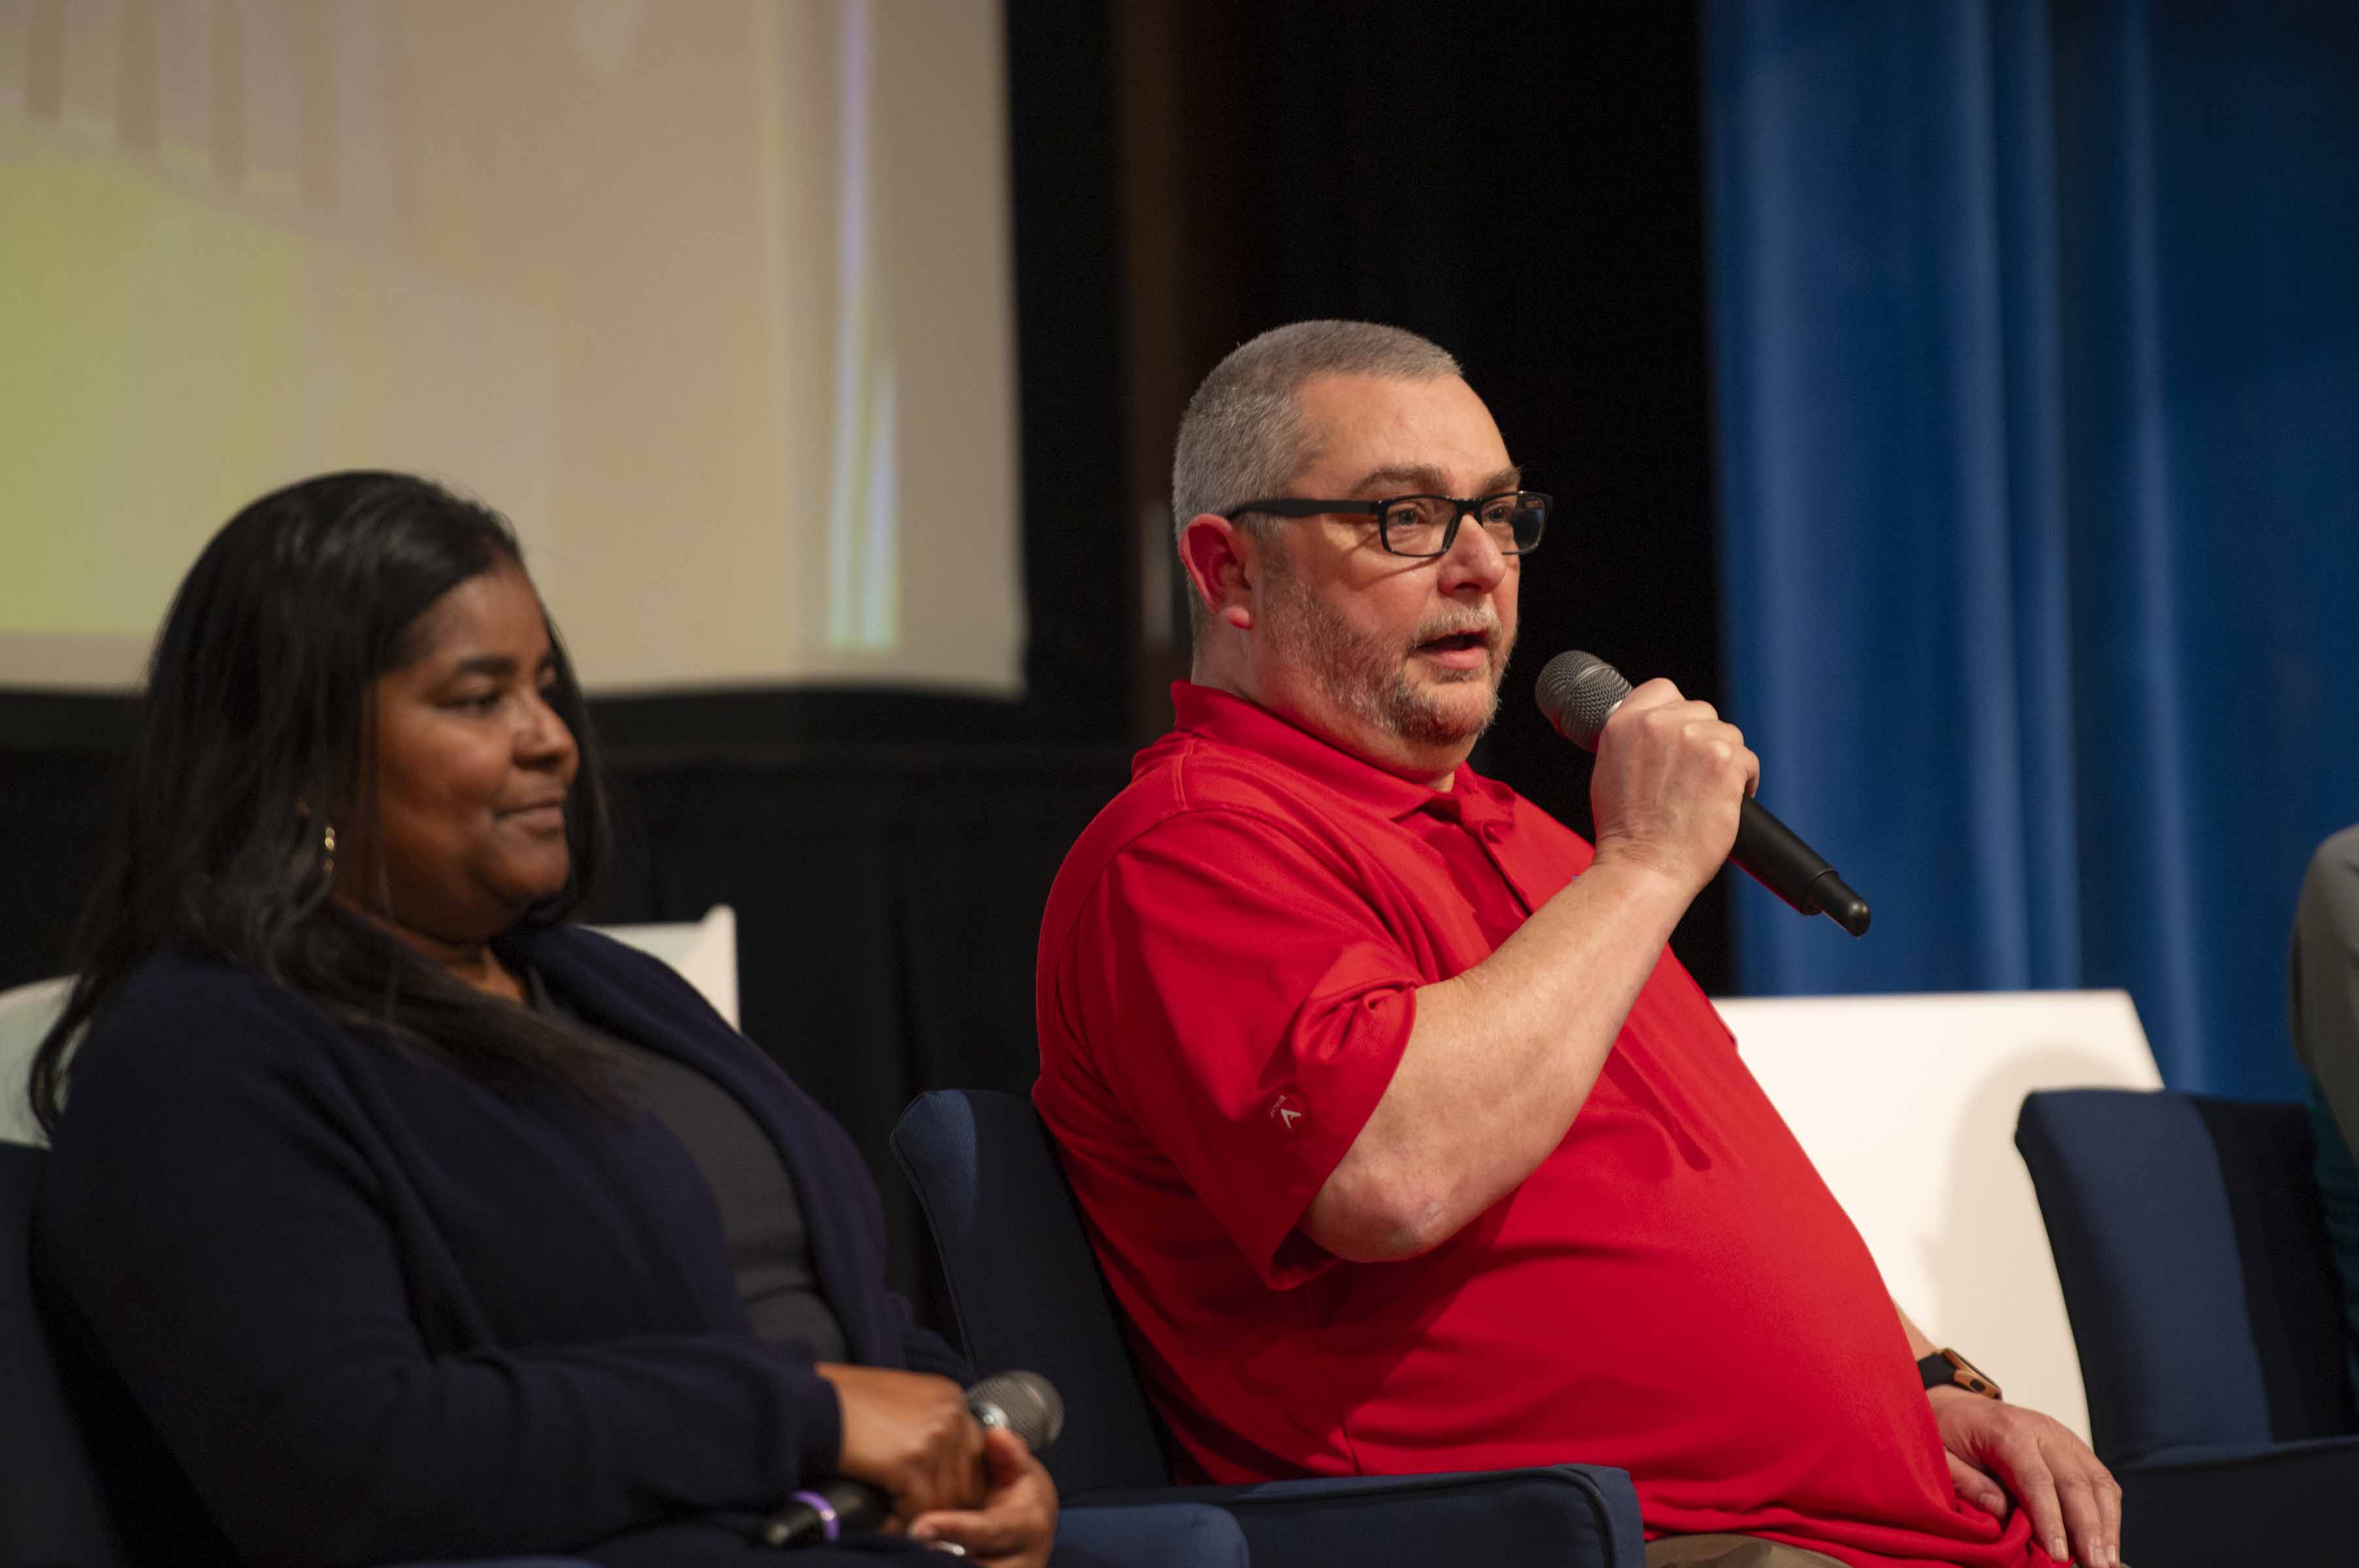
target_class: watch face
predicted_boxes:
[1929,1350,2002,1400]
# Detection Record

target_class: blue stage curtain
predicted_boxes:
[1705,0,2359,1096]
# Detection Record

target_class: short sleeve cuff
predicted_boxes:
[1236,981,1418,1288]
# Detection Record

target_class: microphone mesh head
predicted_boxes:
[968,1370,1064,1452]
[1533,650,1631,751]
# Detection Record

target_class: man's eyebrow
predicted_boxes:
[1345,463,1451,496]
[1344,463,1525,497]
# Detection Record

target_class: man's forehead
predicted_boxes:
[1291,372,1517,495]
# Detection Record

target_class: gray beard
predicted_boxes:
[1259,563,1511,751]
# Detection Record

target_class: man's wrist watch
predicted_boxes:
[1919,1347,2002,1400]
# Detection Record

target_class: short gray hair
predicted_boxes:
[1171,320,1461,537]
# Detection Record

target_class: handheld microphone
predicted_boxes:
[1532,651,1870,937]
[751,1371,1064,1550]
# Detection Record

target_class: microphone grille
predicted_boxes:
[1533,650,1631,751]
[968,1370,1064,1452]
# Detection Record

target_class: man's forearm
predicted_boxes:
[1302,852,1696,1260]
[1895,1301,1937,1362]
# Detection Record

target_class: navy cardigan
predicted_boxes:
[33,926,968,1567]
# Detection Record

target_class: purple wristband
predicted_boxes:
[789,1490,840,1543]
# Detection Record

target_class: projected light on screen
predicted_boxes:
[0,0,1019,696]
[826,0,896,653]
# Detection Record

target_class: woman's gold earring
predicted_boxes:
[322,823,337,881]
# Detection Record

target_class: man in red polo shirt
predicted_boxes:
[1034,321,2122,1568]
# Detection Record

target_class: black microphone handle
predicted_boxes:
[751,1478,889,1549]
[1735,795,1871,936]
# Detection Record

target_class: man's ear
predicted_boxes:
[1178,514,1259,630]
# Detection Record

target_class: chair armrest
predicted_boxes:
[2116,1435,2359,1567]
[392,1509,1253,1568]
[1074,1463,1643,1568]
[384,1559,602,1566]
[1055,1501,1251,1567]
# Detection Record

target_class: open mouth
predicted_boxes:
[1418,630,1491,657]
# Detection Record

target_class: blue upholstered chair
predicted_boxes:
[2,1141,133,1568]
[3,1140,1238,1568]
[2015,1089,2359,1567]
[891,1088,1647,1568]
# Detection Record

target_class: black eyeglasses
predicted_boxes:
[1223,491,1550,559]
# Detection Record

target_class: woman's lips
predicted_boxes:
[503,802,567,831]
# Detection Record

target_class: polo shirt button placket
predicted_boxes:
[1464,812,1540,915]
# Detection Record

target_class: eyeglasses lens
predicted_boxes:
[1379,495,1545,557]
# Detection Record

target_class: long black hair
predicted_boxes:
[29,471,616,1134]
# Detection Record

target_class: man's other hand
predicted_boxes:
[908,1425,1058,1567]
[1932,1388,2120,1567]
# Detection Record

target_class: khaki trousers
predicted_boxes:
[1643,1537,1850,1568]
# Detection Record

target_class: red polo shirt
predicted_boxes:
[1034,683,2049,1568]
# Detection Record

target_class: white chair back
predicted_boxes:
[589,905,740,1030]
[1717,988,2164,1445]
[0,977,73,1147]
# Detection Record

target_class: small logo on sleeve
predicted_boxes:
[1269,1093,1304,1131]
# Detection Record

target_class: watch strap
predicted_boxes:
[1919,1348,2002,1400]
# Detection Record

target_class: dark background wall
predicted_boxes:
[0,3,1724,1312]
[1105,0,1730,979]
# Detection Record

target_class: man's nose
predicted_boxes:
[1437,512,1510,591]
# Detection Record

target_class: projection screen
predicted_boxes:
[0,0,1021,695]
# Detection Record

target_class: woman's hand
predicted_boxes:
[814,1364,987,1521]
[908,1426,1059,1567]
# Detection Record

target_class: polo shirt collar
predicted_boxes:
[1169,681,1512,825]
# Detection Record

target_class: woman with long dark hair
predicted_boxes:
[29,472,1055,1567]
